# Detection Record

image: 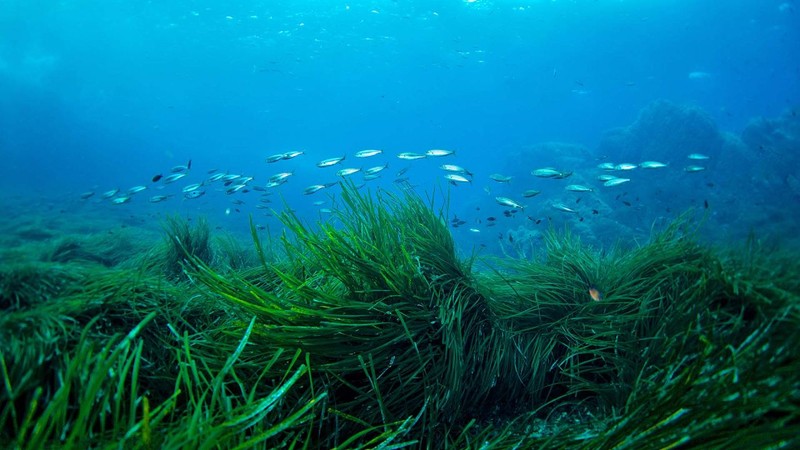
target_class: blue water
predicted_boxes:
[2,0,798,253]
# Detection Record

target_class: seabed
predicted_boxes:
[1,185,798,449]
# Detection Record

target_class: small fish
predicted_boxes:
[639,161,668,169]
[312,200,326,206]
[495,197,524,210]
[597,174,617,181]
[489,174,513,183]
[226,184,247,195]
[207,173,226,182]
[355,149,383,158]
[684,165,706,173]
[589,286,603,302]
[597,162,615,170]
[687,153,710,160]
[317,156,346,167]
[127,185,147,195]
[425,149,454,157]
[704,199,709,209]
[603,178,631,187]
[184,190,205,200]
[337,167,361,177]
[163,173,188,184]
[396,167,410,177]
[397,152,427,160]
[149,195,171,203]
[221,174,242,181]
[622,200,632,207]
[614,163,637,171]
[282,150,304,159]
[112,196,132,204]
[304,185,327,195]
[521,189,541,198]
[534,168,573,179]
[565,184,593,192]
[102,188,119,199]
[364,163,389,175]
[468,228,480,233]
[444,174,471,183]
[182,183,203,193]
[551,202,577,213]
[363,174,381,181]
[171,165,189,173]
[151,174,163,182]
[269,172,294,183]
[80,191,94,199]
[266,154,286,163]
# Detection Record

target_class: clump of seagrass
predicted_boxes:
[162,215,213,281]
[42,231,140,267]
[184,184,497,446]
[0,263,82,311]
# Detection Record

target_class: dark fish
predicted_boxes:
[704,200,709,209]
[622,201,632,207]
[535,219,542,224]
[592,209,599,215]
[152,174,163,182]
[187,159,192,170]
[576,197,581,204]
[579,217,584,222]
[486,217,496,221]
[509,235,514,243]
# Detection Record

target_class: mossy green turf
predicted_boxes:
[1,184,798,449]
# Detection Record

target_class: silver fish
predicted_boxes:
[397,152,427,160]
[183,183,203,193]
[269,172,294,183]
[603,178,631,187]
[597,174,617,181]
[163,173,187,184]
[684,165,706,172]
[614,163,637,171]
[102,188,119,199]
[207,173,226,182]
[639,161,668,169]
[489,174,513,183]
[532,168,571,179]
[226,184,247,194]
[440,164,472,176]
[363,174,381,181]
[495,197,524,210]
[127,185,147,195]
[266,154,286,163]
[80,191,94,200]
[687,153,710,160]
[221,174,242,181]
[444,174,471,183]
[364,163,389,175]
[522,189,541,198]
[149,195,171,203]
[184,190,205,199]
[355,149,382,158]
[111,196,132,204]
[317,156,346,167]
[597,162,615,170]
[552,202,577,213]
[171,165,189,173]
[282,150,304,159]
[565,184,593,192]
[425,149,454,157]
[303,184,327,195]
[337,167,361,177]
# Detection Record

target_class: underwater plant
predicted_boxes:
[1,184,797,448]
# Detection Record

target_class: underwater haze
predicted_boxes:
[1,0,799,252]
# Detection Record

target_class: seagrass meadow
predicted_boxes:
[1,185,798,449]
